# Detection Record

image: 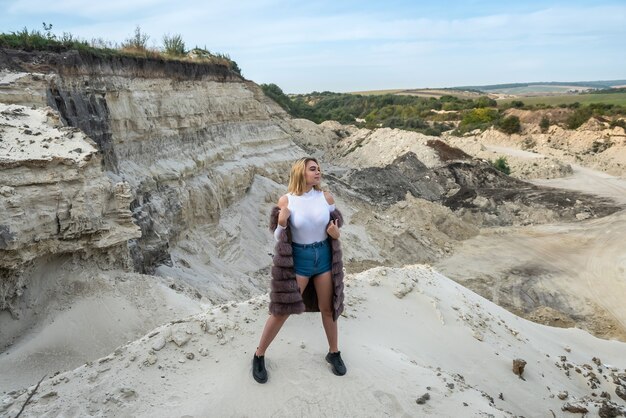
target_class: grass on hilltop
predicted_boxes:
[0,24,242,75]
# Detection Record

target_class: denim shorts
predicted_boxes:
[292,240,332,277]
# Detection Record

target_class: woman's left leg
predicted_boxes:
[313,271,338,352]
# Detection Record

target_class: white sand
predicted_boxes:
[435,144,626,342]
[0,265,207,392]
[3,265,625,417]
[0,103,98,165]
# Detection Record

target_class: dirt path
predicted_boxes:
[437,145,626,340]
[531,164,626,204]
[485,144,626,201]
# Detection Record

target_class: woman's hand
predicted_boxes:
[327,219,340,239]
[278,207,290,227]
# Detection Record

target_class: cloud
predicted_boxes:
[2,1,624,91]
[6,0,171,17]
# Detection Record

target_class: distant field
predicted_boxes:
[498,92,626,106]
[349,89,405,96]
[397,89,482,99]
[349,88,480,99]
[488,85,590,95]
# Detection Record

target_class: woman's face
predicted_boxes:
[305,160,321,186]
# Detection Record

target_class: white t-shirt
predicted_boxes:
[274,189,336,243]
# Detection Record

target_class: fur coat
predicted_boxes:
[268,206,345,321]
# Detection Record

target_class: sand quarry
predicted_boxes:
[2,81,626,416]
[4,265,626,417]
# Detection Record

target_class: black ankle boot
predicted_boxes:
[325,351,347,376]
[252,354,268,383]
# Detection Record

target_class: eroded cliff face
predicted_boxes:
[0,102,140,315]
[0,49,306,316]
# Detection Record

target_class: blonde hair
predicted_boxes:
[287,157,322,195]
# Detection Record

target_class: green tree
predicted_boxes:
[462,108,499,125]
[609,119,626,131]
[492,156,511,175]
[261,83,292,110]
[498,115,521,134]
[540,116,550,133]
[475,96,497,108]
[229,59,242,75]
[566,107,592,129]
[457,108,499,133]
[260,83,319,121]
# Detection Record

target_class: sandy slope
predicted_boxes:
[436,210,626,339]
[0,261,207,392]
[2,265,626,417]
[436,145,626,340]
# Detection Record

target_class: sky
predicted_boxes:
[1,0,625,93]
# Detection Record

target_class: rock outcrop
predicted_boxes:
[470,122,626,178]
[0,49,311,308]
[0,103,139,316]
[325,126,621,227]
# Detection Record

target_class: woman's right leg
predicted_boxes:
[255,275,309,356]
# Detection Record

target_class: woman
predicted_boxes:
[252,157,346,383]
